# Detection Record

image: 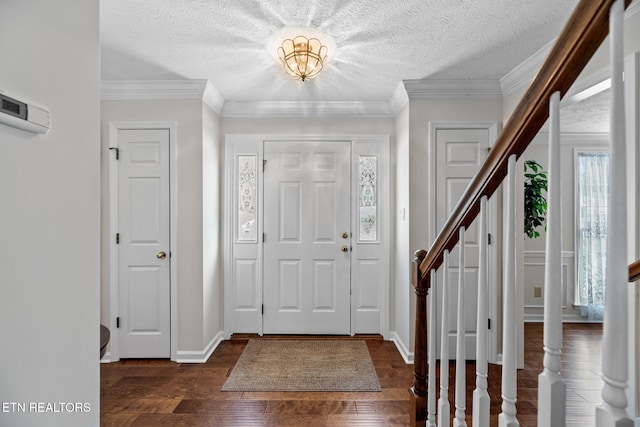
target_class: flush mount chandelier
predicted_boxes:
[277,36,328,81]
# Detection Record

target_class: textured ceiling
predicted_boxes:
[561,89,610,133]
[100,0,580,103]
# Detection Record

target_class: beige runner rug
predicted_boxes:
[221,339,381,392]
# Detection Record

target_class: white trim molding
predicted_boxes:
[100,80,225,114]
[175,332,225,363]
[390,331,414,364]
[221,100,396,118]
[403,79,502,99]
[501,1,640,98]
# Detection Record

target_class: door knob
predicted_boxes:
[341,245,349,253]
[341,231,349,239]
[156,251,167,259]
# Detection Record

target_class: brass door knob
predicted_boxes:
[341,245,349,252]
[341,231,349,239]
[156,251,167,259]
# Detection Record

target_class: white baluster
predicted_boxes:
[454,227,467,427]
[499,155,519,427]
[438,249,451,427]
[428,269,437,427]
[537,91,566,427]
[473,196,490,427]
[596,1,633,425]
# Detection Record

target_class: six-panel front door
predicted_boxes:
[117,128,171,358]
[263,141,351,334]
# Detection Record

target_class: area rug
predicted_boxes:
[221,340,381,392]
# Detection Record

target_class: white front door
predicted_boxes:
[435,128,491,359]
[117,128,171,358]
[263,141,351,334]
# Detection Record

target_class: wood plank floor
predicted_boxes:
[101,323,603,426]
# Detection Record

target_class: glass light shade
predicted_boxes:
[277,36,327,81]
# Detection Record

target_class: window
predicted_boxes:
[237,155,257,242]
[575,151,609,320]
[358,156,377,241]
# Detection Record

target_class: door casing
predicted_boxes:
[223,134,390,338]
[107,121,178,362]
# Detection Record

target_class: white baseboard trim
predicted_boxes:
[390,331,413,364]
[524,315,604,323]
[175,331,225,363]
[100,352,113,363]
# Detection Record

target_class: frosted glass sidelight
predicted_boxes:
[359,156,377,241]
[237,155,257,242]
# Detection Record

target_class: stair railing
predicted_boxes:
[409,1,634,426]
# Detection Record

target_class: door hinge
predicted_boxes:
[487,233,492,245]
[488,318,491,330]
[261,304,264,315]
[116,233,120,244]
[109,147,120,160]
[263,232,265,243]
[116,317,120,328]
[263,159,267,171]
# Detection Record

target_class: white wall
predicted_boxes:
[202,103,224,345]
[0,1,100,426]
[393,104,412,360]
[100,99,224,355]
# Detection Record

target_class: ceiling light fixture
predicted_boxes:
[277,36,327,81]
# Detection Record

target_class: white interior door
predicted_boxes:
[118,128,171,358]
[263,141,351,334]
[435,128,490,359]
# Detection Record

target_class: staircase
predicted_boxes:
[409,1,640,426]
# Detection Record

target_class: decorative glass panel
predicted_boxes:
[359,156,377,241]
[237,155,257,242]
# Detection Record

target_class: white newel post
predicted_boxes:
[499,155,519,427]
[596,1,633,426]
[454,227,467,427]
[537,91,566,427]
[427,270,437,427]
[473,196,490,427]
[439,249,451,427]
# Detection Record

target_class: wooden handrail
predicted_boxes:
[631,260,640,282]
[415,0,632,290]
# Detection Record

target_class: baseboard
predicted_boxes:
[390,331,414,364]
[524,315,604,323]
[175,331,225,363]
[100,352,113,363]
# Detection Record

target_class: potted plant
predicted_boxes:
[524,160,548,238]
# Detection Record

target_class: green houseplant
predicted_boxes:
[524,160,548,238]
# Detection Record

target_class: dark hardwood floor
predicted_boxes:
[101,323,603,426]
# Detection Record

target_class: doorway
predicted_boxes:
[108,122,177,360]
[262,141,351,334]
[430,123,499,362]
[224,135,389,338]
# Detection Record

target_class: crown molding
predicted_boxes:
[101,79,225,114]
[202,81,225,115]
[389,81,409,115]
[101,79,208,100]
[627,0,640,19]
[501,1,640,98]
[221,100,395,118]
[403,79,502,99]
[500,40,554,98]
